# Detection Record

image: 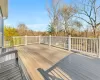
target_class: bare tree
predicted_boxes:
[59,4,76,36]
[75,0,100,37]
[73,20,83,36]
[46,0,62,34]
[84,27,89,37]
[17,23,28,36]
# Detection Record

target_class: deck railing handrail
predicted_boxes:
[3,35,100,58]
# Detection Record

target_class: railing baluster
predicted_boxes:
[91,39,92,53]
[71,38,73,49]
[80,38,82,51]
[86,39,87,52]
[79,39,80,51]
[77,38,78,50]
[94,39,95,54]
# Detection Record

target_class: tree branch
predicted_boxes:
[74,16,92,25]
[96,23,100,27]
[96,6,100,12]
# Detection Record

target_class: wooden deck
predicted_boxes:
[17,44,70,80]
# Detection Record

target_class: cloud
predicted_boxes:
[26,24,48,31]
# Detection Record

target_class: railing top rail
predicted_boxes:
[12,36,98,39]
[71,37,98,39]
[51,36,68,38]
[13,36,39,38]
[13,36,23,37]
[0,49,18,58]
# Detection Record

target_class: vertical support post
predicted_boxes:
[98,36,100,58]
[68,35,71,51]
[13,37,15,46]
[25,35,27,45]
[49,35,51,46]
[0,13,4,47]
[2,20,4,47]
[39,35,41,44]
[0,32,2,47]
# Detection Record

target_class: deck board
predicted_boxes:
[17,44,70,80]
[0,59,23,80]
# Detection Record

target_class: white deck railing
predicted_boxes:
[4,35,100,58]
[71,37,99,57]
[12,36,39,46]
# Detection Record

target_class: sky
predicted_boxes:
[5,0,72,31]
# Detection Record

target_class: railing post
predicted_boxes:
[39,35,41,44]
[13,37,15,46]
[49,35,51,46]
[68,35,71,51]
[25,35,27,45]
[98,36,100,58]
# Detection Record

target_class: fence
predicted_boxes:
[4,35,100,58]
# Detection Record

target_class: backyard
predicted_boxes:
[0,0,100,80]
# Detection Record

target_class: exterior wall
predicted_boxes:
[0,0,8,18]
